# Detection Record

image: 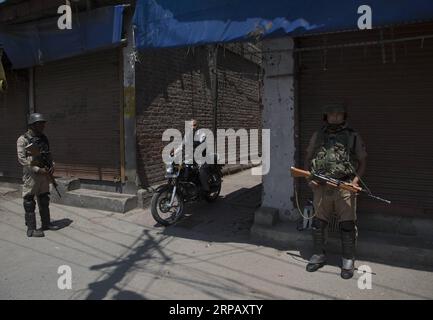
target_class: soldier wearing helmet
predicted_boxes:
[304,104,367,279]
[16,113,60,237]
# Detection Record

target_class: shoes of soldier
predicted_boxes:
[340,258,355,279]
[306,254,326,272]
[340,268,354,279]
[27,229,45,237]
[306,262,325,272]
[41,223,61,231]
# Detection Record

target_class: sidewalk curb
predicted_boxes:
[251,222,433,269]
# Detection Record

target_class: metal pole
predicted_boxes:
[209,44,218,153]
[29,67,35,113]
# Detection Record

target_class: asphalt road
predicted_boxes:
[1,168,433,300]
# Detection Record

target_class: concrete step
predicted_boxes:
[53,188,138,213]
[251,221,433,269]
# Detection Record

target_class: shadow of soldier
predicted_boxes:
[50,218,73,230]
[112,290,147,300]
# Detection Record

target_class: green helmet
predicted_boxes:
[28,113,47,125]
[322,104,347,114]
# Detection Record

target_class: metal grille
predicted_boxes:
[0,69,28,179]
[34,49,121,181]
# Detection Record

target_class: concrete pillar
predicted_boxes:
[122,23,138,193]
[260,37,297,221]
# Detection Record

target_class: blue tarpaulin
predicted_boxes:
[133,0,433,49]
[0,5,125,69]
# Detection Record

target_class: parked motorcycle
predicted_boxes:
[151,158,223,226]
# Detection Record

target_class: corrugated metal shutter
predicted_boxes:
[297,22,433,217]
[34,49,121,181]
[0,69,28,179]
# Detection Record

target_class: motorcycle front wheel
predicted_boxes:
[150,186,184,226]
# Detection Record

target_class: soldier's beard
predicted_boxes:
[327,122,346,132]
[30,126,43,136]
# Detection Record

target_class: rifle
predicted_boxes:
[25,143,62,198]
[290,167,391,204]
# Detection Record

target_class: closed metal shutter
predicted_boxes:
[34,49,121,181]
[297,22,433,217]
[0,70,28,179]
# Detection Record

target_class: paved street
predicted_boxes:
[1,168,433,300]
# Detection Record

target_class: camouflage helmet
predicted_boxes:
[28,113,47,125]
[322,104,347,114]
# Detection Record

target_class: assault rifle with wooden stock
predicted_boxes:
[25,143,61,198]
[290,167,391,204]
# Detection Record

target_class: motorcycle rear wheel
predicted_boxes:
[204,173,222,202]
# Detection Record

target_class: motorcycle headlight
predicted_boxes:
[166,166,174,175]
[165,164,178,178]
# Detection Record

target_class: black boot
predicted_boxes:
[341,258,355,280]
[340,221,357,279]
[26,220,45,237]
[306,218,328,272]
[38,193,60,231]
[24,196,45,238]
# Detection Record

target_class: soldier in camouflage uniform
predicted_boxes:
[304,104,367,279]
[17,113,60,238]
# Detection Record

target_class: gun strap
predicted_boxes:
[24,132,33,143]
[24,132,50,151]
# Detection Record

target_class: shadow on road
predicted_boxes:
[85,229,171,300]
[52,218,74,230]
[156,183,433,275]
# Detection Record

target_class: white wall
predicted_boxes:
[261,37,297,220]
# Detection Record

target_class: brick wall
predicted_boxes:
[136,45,262,187]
